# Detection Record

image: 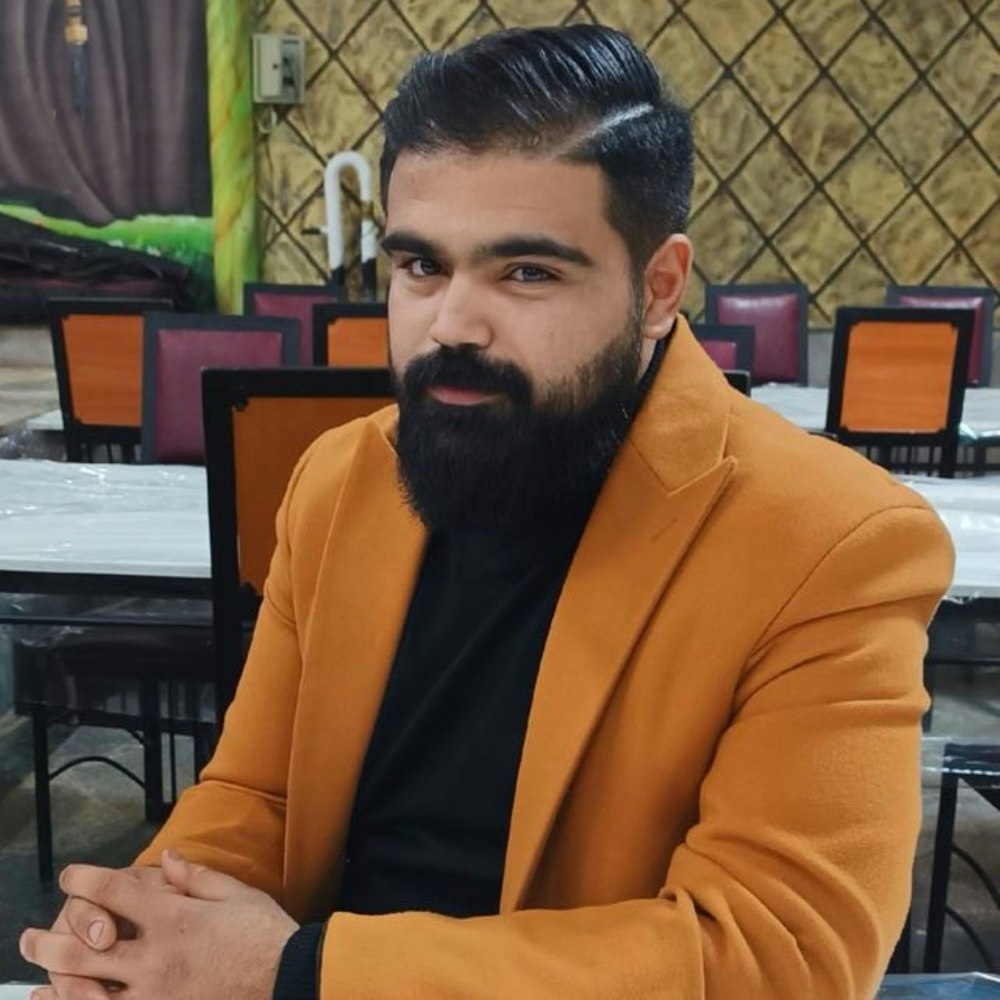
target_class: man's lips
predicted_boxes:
[427,385,503,406]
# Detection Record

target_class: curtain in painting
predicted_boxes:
[0,0,212,224]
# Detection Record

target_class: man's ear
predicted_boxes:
[641,234,693,342]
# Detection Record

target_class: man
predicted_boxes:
[21,24,952,1000]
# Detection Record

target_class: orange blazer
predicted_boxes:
[139,320,954,998]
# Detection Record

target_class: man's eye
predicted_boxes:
[509,265,554,283]
[402,258,441,278]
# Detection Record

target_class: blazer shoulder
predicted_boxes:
[726,392,942,522]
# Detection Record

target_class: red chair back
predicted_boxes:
[142,313,300,464]
[888,287,995,387]
[706,284,808,384]
[243,283,337,365]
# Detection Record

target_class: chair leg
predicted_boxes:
[887,910,911,973]
[194,723,214,775]
[924,771,959,971]
[922,659,936,733]
[140,678,166,823]
[31,705,54,886]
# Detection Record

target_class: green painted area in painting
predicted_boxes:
[0,203,217,307]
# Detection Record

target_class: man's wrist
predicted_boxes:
[273,922,325,1000]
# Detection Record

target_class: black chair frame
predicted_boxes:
[202,366,395,717]
[825,307,973,479]
[722,370,751,396]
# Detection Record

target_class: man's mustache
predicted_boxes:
[401,347,533,406]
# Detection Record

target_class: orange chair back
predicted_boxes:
[232,393,393,591]
[840,319,958,433]
[62,313,145,426]
[326,316,389,367]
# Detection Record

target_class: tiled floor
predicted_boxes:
[0,667,996,986]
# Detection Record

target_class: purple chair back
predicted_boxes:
[244,283,337,365]
[896,294,990,386]
[707,284,808,384]
[701,339,738,369]
[142,314,299,464]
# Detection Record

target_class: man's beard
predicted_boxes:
[393,312,646,536]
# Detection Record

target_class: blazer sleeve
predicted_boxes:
[133,440,320,902]
[312,505,953,999]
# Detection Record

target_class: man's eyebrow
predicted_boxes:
[380,230,595,269]
[473,235,595,268]
[380,231,444,258]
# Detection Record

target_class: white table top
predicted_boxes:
[754,385,1000,441]
[0,459,209,579]
[0,988,34,999]
[898,476,1000,600]
[23,408,62,433]
[0,460,998,600]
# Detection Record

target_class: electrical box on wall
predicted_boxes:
[252,33,306,105]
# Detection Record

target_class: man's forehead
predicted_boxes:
[385,149,613,248]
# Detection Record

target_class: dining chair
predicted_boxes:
[886,285,995,388]
[141,312,300,464]
[825,306,973,478]
[923,742,999,972]
[243,281,337,365]
[48,296,174,462]
[14,605,215,883]
[312,301,389,368]
[692,322,756,374]
[704,282,809,385]
[202,366,395,717]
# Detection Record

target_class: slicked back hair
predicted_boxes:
[380,25,694,280]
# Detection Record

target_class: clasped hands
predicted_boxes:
[19,849,298,1000]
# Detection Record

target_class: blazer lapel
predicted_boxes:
[501,321,738,910]
[284,418,426,919]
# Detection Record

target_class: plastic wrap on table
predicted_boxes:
[897,477,1000,604]
[0,459,209,578]
[877,973,1000,997]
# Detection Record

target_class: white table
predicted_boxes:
[0,460,998,604]
[899,476,1000,601]
[0,459,209,581]
[23,408,62,433]
[0,987,33,999]
[754,385,1000,441]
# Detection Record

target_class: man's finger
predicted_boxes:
[62,897,118,951]
[49,970,113,999]
[57,866,147,924]
[19,927,130,980]
[160,848,245,902]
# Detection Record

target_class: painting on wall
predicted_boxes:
[0,0,216,307]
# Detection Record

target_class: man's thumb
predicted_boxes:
[160,848,242,901]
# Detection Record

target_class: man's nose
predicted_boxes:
[427,275,492,350]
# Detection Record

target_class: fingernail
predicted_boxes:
[19,930,32,959]
[87,918,105,945]
[163,847,182,863]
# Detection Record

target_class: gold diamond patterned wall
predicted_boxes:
[255,0,998,324]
